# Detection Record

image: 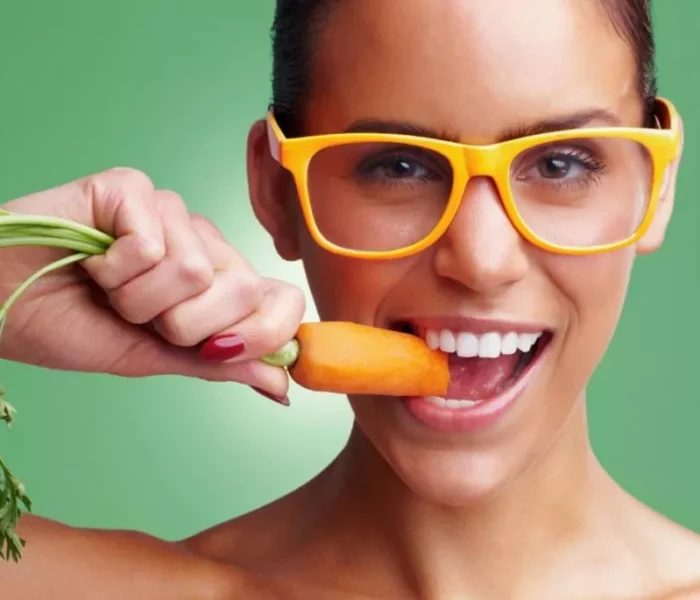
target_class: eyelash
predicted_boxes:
[545,148,605,172]
[355,151,445,186]
[521,146,608,189]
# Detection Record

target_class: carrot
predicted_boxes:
[268,322,449,397]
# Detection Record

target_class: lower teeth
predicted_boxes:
[424,396,482,409]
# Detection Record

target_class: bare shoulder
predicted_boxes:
[0,514,260,600]
[182,495,307,568]
[182,481,319,569]
[633,505,700,599]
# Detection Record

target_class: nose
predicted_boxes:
[433,176,529,294]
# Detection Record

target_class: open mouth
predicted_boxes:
[392,321,553,408]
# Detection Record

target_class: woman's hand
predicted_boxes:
[0,167,305,403]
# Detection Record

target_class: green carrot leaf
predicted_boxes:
[0,454,31,562]
[0,387,15,427]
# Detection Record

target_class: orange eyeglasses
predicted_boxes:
[266,98,681,260]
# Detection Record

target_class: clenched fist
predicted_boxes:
[0,168,306,403]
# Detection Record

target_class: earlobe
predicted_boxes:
[246,120,302,261]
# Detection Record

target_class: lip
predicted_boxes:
[404,315,552,335]
[400,334,551,433]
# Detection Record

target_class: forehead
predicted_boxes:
[305,0,641,140]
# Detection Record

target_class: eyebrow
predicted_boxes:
[344,120,462,142]
[344,108,622,144]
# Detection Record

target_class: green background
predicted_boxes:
[0,1,698,539]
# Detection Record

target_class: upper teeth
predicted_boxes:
[424,329,543,358]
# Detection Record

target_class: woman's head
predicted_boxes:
[247,0,682,505]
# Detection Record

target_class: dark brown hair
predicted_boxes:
[271,0,657,135]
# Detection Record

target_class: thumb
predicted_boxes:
[121,338,292,400]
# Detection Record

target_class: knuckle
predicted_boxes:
[177,254,215,289]
[104,167,154,195]
[285,284,306,314]
[190,213,224,239]
[234,271,262,299]
[255,314,287,353]
[189,213,213,228]
[133,233,166,264]
[190,213,226,247]
[83,168,154,210]
[157,310,198,347]
[270,279,306,315]
[108,167,154,189]
[157,189,188,212]
[230,272,264,313]
[107,293,150,326]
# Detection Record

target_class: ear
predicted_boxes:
[246,120,302,261]
[637,113,685,255]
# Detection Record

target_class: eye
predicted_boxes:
[514,145,606,187]
[538,155,581,179]
[355,148,445,183]
[378,157,427,178]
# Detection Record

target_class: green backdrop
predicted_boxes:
[0,1,698,539]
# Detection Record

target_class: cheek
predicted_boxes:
[550,250,636,389]
[300,237,414,324]
[559,250,634,326]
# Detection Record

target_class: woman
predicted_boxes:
[1,0,699,598]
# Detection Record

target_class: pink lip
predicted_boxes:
[406,315,551,335]
[400,337,551,433]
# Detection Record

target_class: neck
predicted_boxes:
[295,397,618,599]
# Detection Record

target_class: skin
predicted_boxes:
[0,0,699,598]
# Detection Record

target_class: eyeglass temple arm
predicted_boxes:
[266,110,283,163]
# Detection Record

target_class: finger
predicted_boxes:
[79,168,166,245]
[90,205,235,296]
[189,213,246,271]
[152,269,263,347]
[107,192,214,324]
[83,233,165,291]
[3,167,164,246]
[82,169,167,289]
[82,168,167,282]
[142,344,291,400]
[199,278,306,363]
[6,168,168,288]
[109,334,291,400]
[202,360,291,400]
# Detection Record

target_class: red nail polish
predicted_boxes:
[200,334,246,363]
[251,387,290,407]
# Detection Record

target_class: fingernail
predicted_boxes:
[200,334,246,363]
[251,386,290,407]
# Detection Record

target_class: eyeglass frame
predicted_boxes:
[266,98,681,260]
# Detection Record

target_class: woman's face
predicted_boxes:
[249,0,679,505]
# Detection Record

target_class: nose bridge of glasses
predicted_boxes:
[461,143,503,180]
[450,144,513,231]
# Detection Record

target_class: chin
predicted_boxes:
[378,437,529,507]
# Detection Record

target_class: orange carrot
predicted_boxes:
[286,322,449,397]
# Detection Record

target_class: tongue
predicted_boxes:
[446,352,522,400]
